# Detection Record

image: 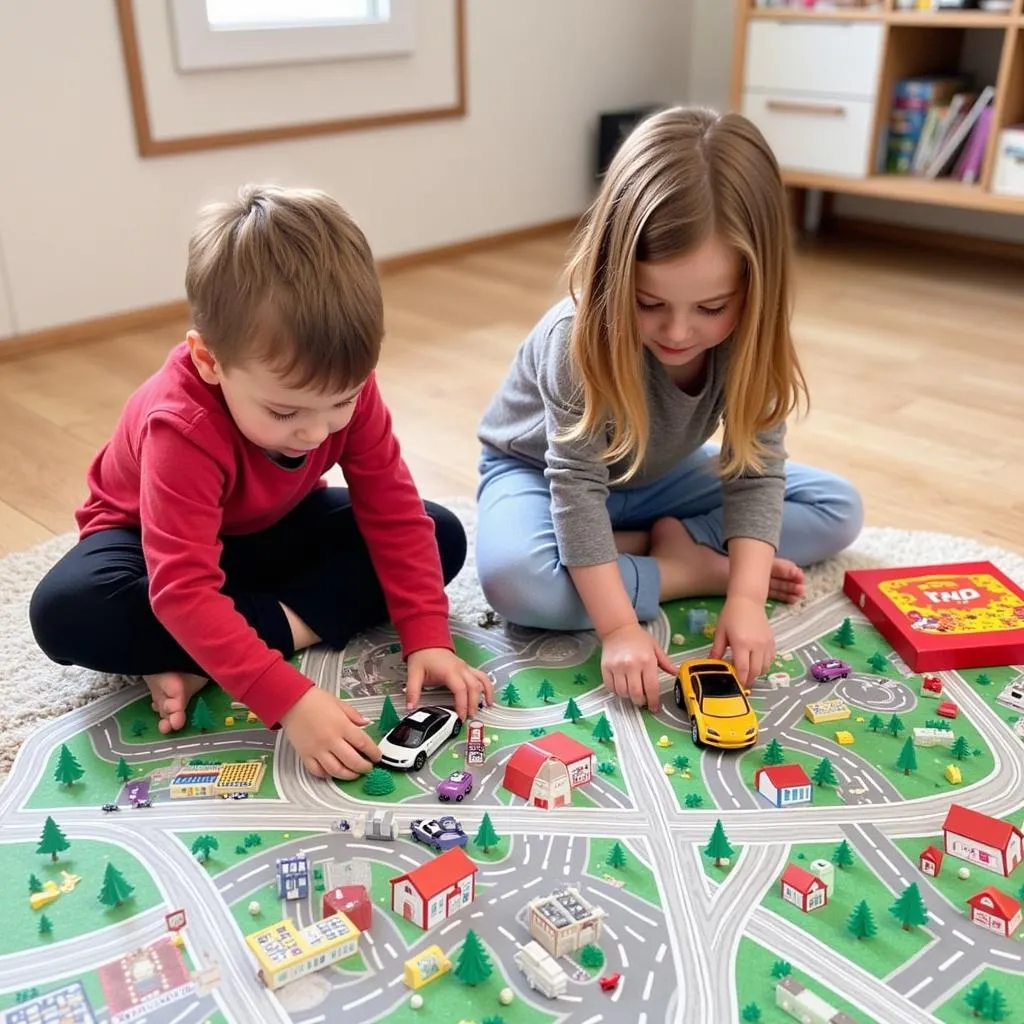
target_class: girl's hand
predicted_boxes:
[711,595,776,685]
[600,622,675,712]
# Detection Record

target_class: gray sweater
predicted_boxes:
[478,298,787,567]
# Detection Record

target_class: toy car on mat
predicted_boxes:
[673,658,758,749]
[437,770,473,802]
[378,705,461,771]
[409,815,468,851]
[810,658,851,682]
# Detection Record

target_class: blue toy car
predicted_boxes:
[409,815,468,851]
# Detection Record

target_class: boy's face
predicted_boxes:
[188,332,364,457]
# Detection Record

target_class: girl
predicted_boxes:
[475,107,863,710]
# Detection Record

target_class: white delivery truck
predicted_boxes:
[513,941,569,999]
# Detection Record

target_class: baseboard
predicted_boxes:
[0,216,581,362]
[823,215,1024,265]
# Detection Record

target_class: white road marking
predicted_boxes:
[500,889,519,900]
[154,746,173,753]
[219,882,234,893]
[564,862,571,875]
[587,888,657,926]
[470,911,484,918]
[213,740,237,746]
[542,835,554,870]
[603,924,619,941]
[568,835,575,850]
[938,951,964,971]
[522,876,542,889]
[618,943,629,968]
[624,925,645,943]
[642,970,654,1001]
[363,933,375,947]
[639,1014,648,1024]
[930,911,944,926]
[904,976,933,999]
[398,854,419,866]
[580,1015,604,1024]
[898,876,909,888]
[611,977,625,1003]
[655,943,667,963]
[842,757,858,768]
[300,844,327,855]
[992,950,1021,961]
[387,976,403,988]
[720,776,734,798]
[342,988,383,1010]
[488,898,498,905]
[384,942,397,958]
[483,867,516,876]
[370,946,383,970]
[498,926,517,942]
[874,849,898,874]
[348,843,393,854]
[169,1004,201,1024]
[440,919,462,936]
[178,742,201,749]
[952,929,976,946]
[522,843,530,866]
[238,864,269,882]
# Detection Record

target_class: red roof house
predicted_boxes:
[779,864,828,913]
[323,884,372,933]
[943,804,1023,878]
[754,764,813,808]
[389,848,477,931]
[919,845,944,878]
[922,675,943,696]
[967,886,1022,938]
[502,731,595,809]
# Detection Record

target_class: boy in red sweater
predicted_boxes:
[30,185,491,780]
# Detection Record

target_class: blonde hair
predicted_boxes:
[564,106,807,481]
[185,184,383,392]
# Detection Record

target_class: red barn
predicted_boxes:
[943,804,1023,878]
[502,732,595,809]
[779,864,828,913]
[922,675,943,696]
[919,845,944,877]
[389,848,477,930]
[967,886,1022,938]
[322,885,372,933]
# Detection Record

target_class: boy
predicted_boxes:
[30,184,492,780]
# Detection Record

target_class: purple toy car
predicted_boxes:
[810,659,851,682]
[410,815,468,851]
[437,770,473,802]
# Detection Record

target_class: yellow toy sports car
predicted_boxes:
[674,658,758,749]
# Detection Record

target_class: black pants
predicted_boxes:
[30,488,466,679]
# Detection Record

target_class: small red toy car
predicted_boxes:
[599,972,621,992]
[936,700,959,719]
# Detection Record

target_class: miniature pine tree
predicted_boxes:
[453,929,493,986]
[28,873,44,894]
[831,839,855,870]
[189,695,215,732]
[762,738,786,765]
[38,914,53,936]
[564,697,583,723]
[672,754,690,771]
[130,718,148,737]
[770,960,792,979]
[500,682,522,707]
[362,767,396,796]
[377,695,401,735]
[245,832,263,848]
[847,899,877,940]
[1017,883,1024,904]
[703,819,734,868]
[867,652,889,674]
[579,944,604,969]
[529,727,547,737]
[965,981,991,1016]
[115,757,133,782]
[606,841,628,870]
[597,760,616,775]
[573,672,587,686]
[868,714,885,733]
[37,816,71,862]
[812,757,838,787]
[190,834,219,863]
[983,988,1008,1021]
[473,812,501,853]
[482,1017,506,1024]
[896,737,918,775]
[54,743,85,786]
[685,793,704,809]
[831,617,856,648]
[536,679,556,703]
[887,714,905,737]
[592,712,614,743]
[741,1005,762,1023]
[975,673,991,686]
[951,736,972,760]
[98,862,135,908]
[889,882,929,931]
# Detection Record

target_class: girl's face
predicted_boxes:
[634,235,744,381]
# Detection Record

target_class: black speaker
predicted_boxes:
[595,105,662,181]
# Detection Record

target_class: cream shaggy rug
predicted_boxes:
[2,496,1022,778]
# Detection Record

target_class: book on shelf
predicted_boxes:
[924,86,995,179]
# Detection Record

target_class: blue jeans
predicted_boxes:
[475,445,863,631]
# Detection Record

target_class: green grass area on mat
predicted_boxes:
[934,966,1024,1024]
[504,648,604,709]
[738,746,847,807]
[955,665,1023,728]
[174,830,320,876]
[4,838,162,956]
[735,936,873,1024]
[452,634,496,670]
[230,880,286,937]
[700,842,743,881]
[585,838,661,906]
[762,842,930,979]
[640,709,714,809]
[815,620,906,678]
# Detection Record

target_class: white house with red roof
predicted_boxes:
[942,804,1023,878]
[779,864,828,913]
[967,886,1022,938]
[502,732,595,809]
[389,848,477,930]
[754,764,813,808]
[919,845,944,877]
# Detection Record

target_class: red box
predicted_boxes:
[842,561,1024,673]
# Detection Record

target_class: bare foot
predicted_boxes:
[649,517,806,604]
[144,671,208,734]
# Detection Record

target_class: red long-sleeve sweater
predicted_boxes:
[76,343,452,726]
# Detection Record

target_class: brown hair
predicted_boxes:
[185,184,382,392]
[563,106,807,481]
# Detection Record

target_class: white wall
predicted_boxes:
[689,0,1024,245]
[0,0,691,337]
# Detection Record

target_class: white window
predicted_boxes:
[169,0,415,72]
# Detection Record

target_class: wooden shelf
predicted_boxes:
[747,8,883,20]
[747,8,1012,26]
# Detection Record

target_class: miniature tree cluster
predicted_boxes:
[965,981,1009,1021]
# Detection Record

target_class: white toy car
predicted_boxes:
[378,705,461,771]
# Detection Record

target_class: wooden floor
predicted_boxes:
[1,229,1022,558]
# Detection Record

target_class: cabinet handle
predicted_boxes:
[766,100,847,117]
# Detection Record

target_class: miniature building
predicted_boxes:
[945,764,963,785]
[465,719,486,765]
[779,864,828,913]
[168,759,265,799]
[776,976,858,1024]
[996,682,1024,712]
[389,847,477,930]
[276,856,310,901]
[1014,718,1024,741]
[913,727,956,749]
[967,886,1022,938]
[834,730,854,745]
[754,764,813,808]
[363,807,397,841]
[526,887,605,958]
[323,884,372,933]
[919,845,944,877]
[943,804,1023,877]
[403,944,452,989]
[922,675,943,697]
[502,732,596,809]
[809,858,835,894]
[216,760,265,794]
[804,699,851,724]
[8,982,98,1023]
[97,937,193,1020]
[686,608,709,633]
[247,913,360,991]
[514,940,569,999]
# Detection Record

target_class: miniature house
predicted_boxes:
[967,886,1022,938]
[996,682,1024,713]
[526,887,605,958]
[943,804,1023,878]
[921,675,943,697]
[755,764,813,808]
[276,856,310,901]
[502,732,595,809]
[322,885,372,933]
[389,848,477,931]
[779,864,828,913]
[919,845,944,877]
[808,858,835,894]
[246,913,360,991]
[776,976,858,1024]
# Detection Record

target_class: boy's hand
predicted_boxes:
[280,687,380,780]
[406,648,494,721]
[600,622,674,712]
[711,595,776,686]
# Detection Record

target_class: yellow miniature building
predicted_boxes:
[945,764,962,785]
[224,716,235,727]
[246,711,258,724]
[834,731,855,745]
[804,699,851,725]
[248,913,360,991]
[217,760,265,795]
[657,735,672,748]
[403,944,451,989]
[169,759,266,799]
